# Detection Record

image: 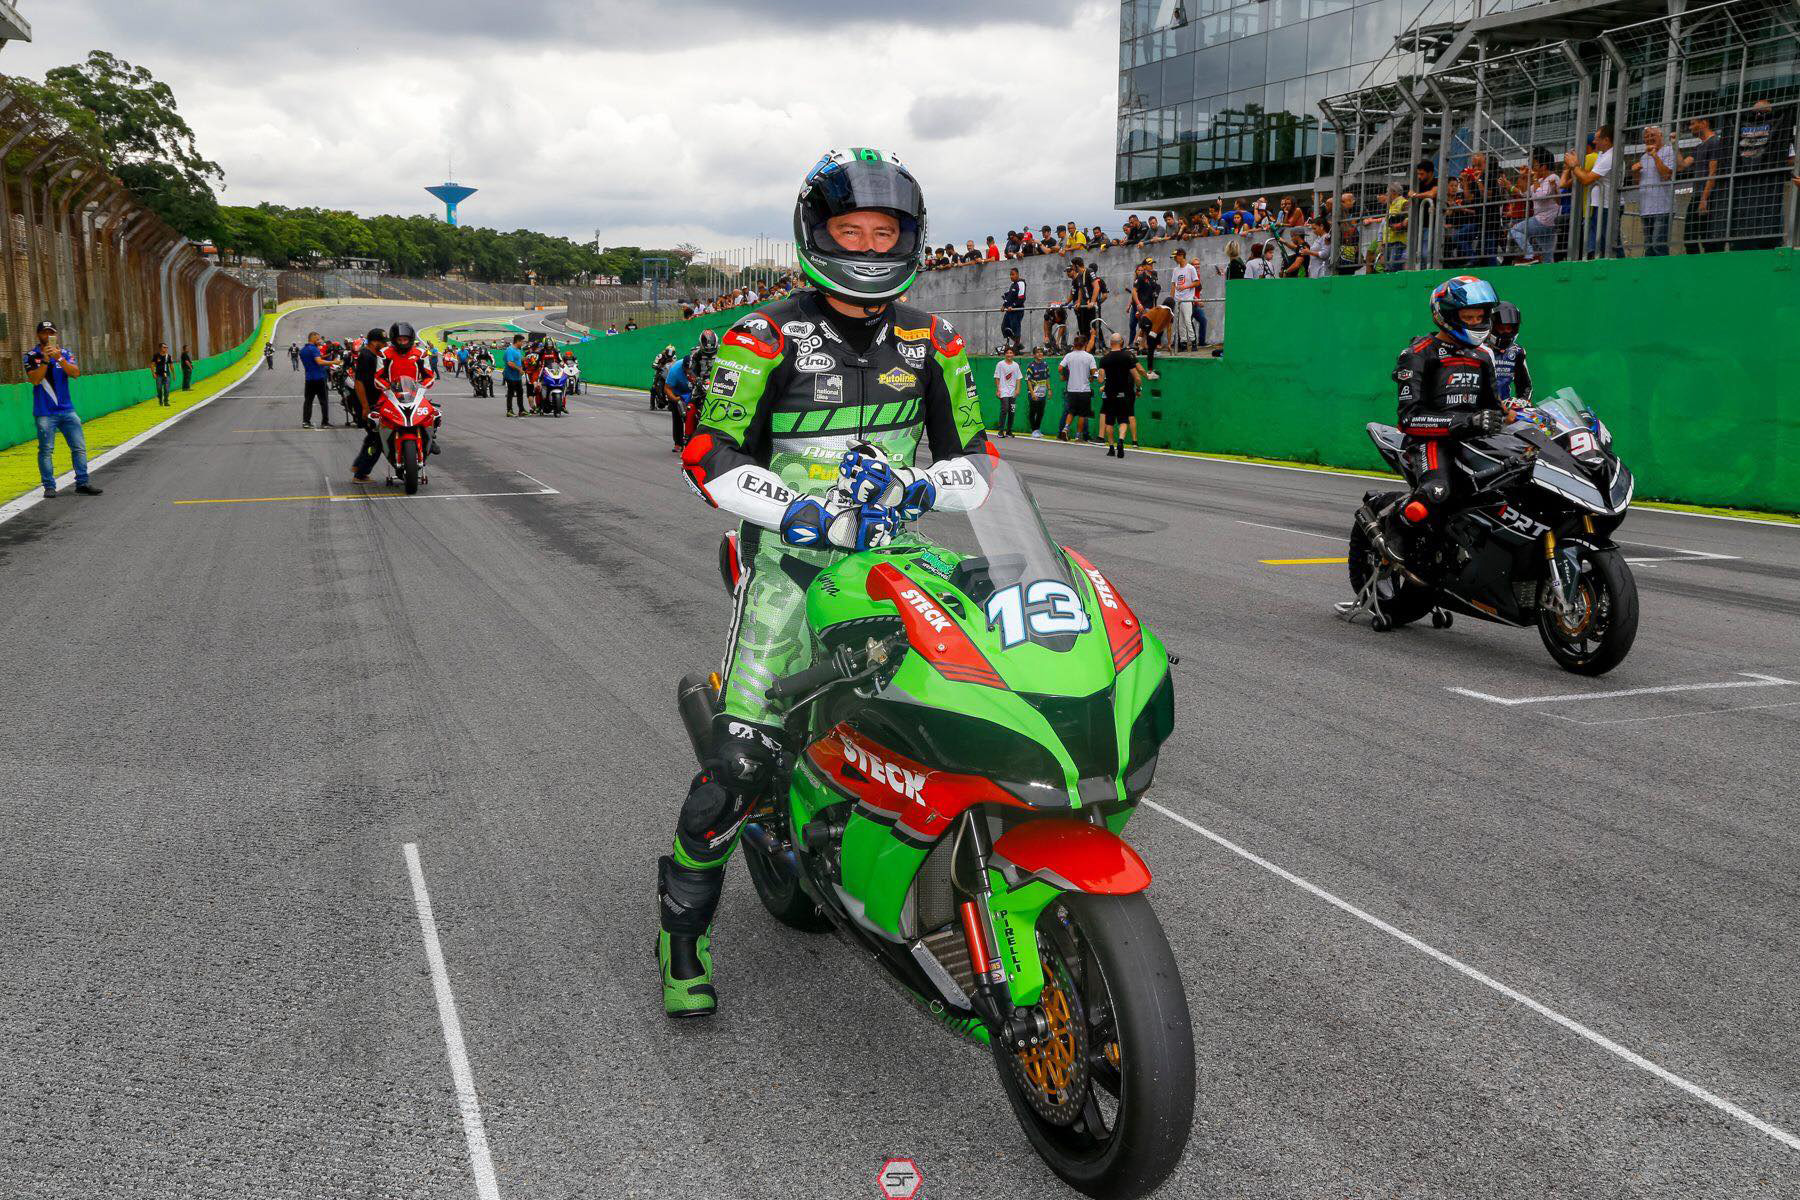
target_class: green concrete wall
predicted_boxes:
[2,325,264,451]
[571,250,1799,513]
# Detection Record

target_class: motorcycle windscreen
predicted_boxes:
[917,455,1089,653]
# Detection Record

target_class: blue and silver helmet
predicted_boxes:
[1429,275,1498,346]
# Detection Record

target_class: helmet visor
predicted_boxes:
[805,160,924,257]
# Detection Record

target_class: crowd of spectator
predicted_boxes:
[927,102,1795,279]
[923,200,1323,272]
[680,271,807,320]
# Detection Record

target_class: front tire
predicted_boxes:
[993,892,1194,1199]
[1538,547,1638,675]
[743,830,829,932]
[400,439,420,495]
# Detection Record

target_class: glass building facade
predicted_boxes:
[1116,0,1422,206]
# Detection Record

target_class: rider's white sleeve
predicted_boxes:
[696,463,799,531]
[922,456,990,512]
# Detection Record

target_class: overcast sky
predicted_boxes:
[2,1,1124,253]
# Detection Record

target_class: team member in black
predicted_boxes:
[999,267,1026,353]
[1373,276,1504,565]
[350,328,387,483]
[1098,331,1146,459]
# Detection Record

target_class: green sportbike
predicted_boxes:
[678,451,1194,1198]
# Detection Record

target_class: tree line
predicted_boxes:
[8,51,690,286]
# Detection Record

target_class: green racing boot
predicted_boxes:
[658,929,717,1018]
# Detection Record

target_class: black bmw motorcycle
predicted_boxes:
[1342,389,1639,675]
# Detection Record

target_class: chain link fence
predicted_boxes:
[1320,0,1798,270]
[0,80,259,384]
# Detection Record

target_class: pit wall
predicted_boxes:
[571,249,1799,514]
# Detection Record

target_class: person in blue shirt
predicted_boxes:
[502,334,527,416]
[298,331,337,428]
[663,356,694,452]
[25,320,101,498]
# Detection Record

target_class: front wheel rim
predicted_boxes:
[1005,903,1125,1154]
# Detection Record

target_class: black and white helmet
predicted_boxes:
[793,148,927,305]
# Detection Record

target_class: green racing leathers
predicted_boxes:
[659,289,988,1012]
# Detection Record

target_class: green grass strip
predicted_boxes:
[0,309,285,504]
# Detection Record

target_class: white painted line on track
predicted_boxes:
[1236,520,1346,542]
[514,470,557,494]
[1617,538,1739,562]
[1539,698,1800,726]
[1144,798,1800,1154]
[328,489,555,503]
[1449,672,1796,707]
[403,843,503,1200]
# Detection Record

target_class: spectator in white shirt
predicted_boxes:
[992,349,1023,439]
[1630,124,1676,256]
[1563,125,1615,256]
[1304,218,1332,278]
[1243,241,1273,279]
[1168,247,1201,349]
[1057,343,1098,442]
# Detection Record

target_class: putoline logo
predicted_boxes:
[877,1157,923,1199]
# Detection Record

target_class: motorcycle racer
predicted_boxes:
[374,321,442,461]
[1488,301,1533,404]
[1371,275,1504,566]
[658,148,989,1018]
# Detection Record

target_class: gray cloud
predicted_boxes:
[907,92,995,142]
[3,1,1128,251]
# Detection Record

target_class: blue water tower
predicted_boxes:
[426,182,477,226]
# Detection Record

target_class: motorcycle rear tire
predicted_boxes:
[1537,546,1638,676]
[992,892,1194,1200]
[743,834,829,932]
[401,439,420,496]
[1346,508,1436,628]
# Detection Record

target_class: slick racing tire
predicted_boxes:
[992,892,1195,1200]
[1537,546,1638,676]
[1347,505,1436,628]
[400,439,421,496]
[743,830,829,933]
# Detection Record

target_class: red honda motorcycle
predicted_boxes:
[375,377,439,495]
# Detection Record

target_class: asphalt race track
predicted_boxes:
[3,303,1797,1199]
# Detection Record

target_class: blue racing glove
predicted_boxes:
[892,468,937,522]
[839,448,896,505]
[779,496,897,551]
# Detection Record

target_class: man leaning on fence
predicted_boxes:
[25,320,102,498]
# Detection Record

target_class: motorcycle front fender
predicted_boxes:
[986,818,1152,1007]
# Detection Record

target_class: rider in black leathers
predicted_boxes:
[1374,276,1505,565]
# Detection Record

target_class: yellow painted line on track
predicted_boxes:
[1260,556,1350,565]
[173,493,338,505]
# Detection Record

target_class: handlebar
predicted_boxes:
[766,657,850,701]
[1470,450,1534,491]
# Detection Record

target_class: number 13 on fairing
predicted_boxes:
[984,581,1091,648]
